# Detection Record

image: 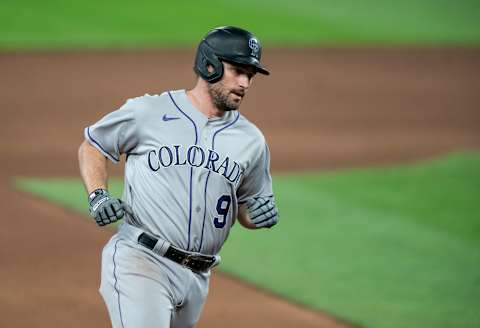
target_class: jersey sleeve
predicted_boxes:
[84,98,139,164]
[237,142,274,203]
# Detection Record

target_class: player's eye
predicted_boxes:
[236,68,254,80]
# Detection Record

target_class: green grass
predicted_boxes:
[14,152,480,328]
[1,0,480,49]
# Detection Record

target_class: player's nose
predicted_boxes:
[237,74,251,89]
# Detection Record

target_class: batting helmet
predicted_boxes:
[194,26,270,83]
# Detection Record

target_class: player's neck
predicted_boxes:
[186,84,225,119]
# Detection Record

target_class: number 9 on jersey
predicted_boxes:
[213,195,231,228]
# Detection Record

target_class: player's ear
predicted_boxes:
[207,64,214,73]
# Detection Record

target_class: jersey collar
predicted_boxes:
[169,89,238,127]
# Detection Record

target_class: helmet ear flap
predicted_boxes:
[194,41,224,83]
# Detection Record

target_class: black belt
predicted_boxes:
[137,232,216,273]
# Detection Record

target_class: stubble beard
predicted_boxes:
[207,82,240,112]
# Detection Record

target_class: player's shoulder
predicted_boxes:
[235,113,266,144]
[123,92,169,108]
[118,92,173,117]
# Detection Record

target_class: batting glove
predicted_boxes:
[246,196,279,228]
[88,189,125,226]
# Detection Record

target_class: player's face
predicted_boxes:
[207,62,256,112]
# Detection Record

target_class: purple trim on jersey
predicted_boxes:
[212,111,240,149]
[86,126,120,162]
[112,239,125,328]
[198,111,240,252]
[198,171,212,252]
[168,91,198,251]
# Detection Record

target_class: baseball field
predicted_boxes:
[2,1,480,327]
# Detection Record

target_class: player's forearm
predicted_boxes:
[239,197,279,229]
[237,204,258,229]
[78,139,109,194]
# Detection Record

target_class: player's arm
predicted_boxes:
[79,99,139,226]
[237,203,257,229]
[237,140,279,229]
[237,196,279,229]
[78,140,125,227]
[78,139,108,193]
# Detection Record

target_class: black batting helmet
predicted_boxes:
[194,26,270,83]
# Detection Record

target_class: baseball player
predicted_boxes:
[78,26,279,328]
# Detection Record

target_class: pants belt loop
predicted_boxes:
[119,223,170,256]
[152,238,170,257]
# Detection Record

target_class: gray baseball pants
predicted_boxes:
[99,223,210,328]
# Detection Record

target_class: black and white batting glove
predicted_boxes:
[246,196,279,228]
[88,189,125,226]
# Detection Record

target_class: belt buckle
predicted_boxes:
[181,253,195,268]
[182,253,208,272]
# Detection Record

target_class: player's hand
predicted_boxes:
[246,196,279,228]
[88,189,125,226]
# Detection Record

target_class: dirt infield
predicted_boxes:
[1,48,479,327]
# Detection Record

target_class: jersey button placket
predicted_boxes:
[200,125,210,146]
[190,124,210,251]
[194,121,211,251]
[198,126,211,181]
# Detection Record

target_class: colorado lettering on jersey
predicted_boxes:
[147,145,244,184]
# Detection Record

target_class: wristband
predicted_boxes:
[88,188,108,203]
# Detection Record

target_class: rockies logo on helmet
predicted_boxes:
[248,38,260,58]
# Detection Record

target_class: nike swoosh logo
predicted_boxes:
[162,114,180,121]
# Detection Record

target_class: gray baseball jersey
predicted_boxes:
[85,89,274,327]
[85,89,273,255]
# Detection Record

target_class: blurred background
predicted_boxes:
[1,1,479,327]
